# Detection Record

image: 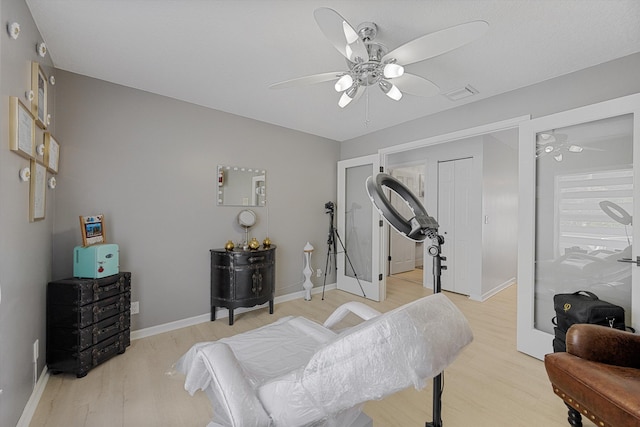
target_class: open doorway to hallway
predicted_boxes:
[385,127,519,301]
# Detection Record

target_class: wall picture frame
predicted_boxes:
[9,96,35,159]
[29,160,46,222]
[44,132,60,173]
[79,214,106,246]
[31,62,48,129]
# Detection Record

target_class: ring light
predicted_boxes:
[365,173,439,242]
[365,172,446,427]
[599,200,632,226]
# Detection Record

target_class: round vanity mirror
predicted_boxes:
[237,209,257,249]
[237,209,257,228]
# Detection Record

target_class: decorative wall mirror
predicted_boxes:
[217,165,266,207]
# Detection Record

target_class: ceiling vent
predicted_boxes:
[444,85,478,101]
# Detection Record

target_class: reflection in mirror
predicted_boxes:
[533,114,633,334]
[217,165,266,206]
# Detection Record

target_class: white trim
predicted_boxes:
[470,278,516,302]
[131,284,337,340]
[16,366,49,427]
[379,115,530,156]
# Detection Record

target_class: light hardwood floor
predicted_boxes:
[30,272,575,427]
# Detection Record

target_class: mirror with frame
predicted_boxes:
[217,165,266,207]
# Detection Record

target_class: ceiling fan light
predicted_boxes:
[345,44,354,61]
[342,21,359,44]
[387,85,402,101]
[383,63,404,79]
[338,91,354,108]
[537,132,556,144]
[544,145,554,153]
[554,153,563,162]
[335,74,353,92]
[379,80,402,101]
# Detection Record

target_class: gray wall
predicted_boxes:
[0,0,56,425]
[481,131,519,297]
[52,71,340,331]
[341,53,640,159]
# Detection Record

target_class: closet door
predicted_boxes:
[438,158,472,295]
[517,94,640,360]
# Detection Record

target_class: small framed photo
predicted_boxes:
[29,160,46,222]
[9,96,35,159]
[44,132,60,173]
[31,62,48,129]
[79,214,106,246]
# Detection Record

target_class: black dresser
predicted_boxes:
[46,272,131,378]
[210,246,275,325]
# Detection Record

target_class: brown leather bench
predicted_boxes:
[544,323,640,426]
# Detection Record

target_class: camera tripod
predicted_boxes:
[322,202,366,300]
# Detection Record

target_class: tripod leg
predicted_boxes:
[333,229,366,298]
[322,242,332,300]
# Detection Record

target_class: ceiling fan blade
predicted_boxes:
[383,20,489,65]
[269,72,343,89]
[314,7,369,63]
[392,73,440,97]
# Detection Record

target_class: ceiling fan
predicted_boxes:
[270,8,489,108]
[536,131,603,161]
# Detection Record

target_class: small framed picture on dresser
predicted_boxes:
[79,214,106,246]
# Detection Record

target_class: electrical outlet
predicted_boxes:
[131,301,139,314]
[316,269,322,277]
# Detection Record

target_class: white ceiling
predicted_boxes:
[25,0,640,142]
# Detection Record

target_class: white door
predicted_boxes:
[438,158,472,295]
[517,94,640,360]
[389,170,417,275]
[337,155,384,301]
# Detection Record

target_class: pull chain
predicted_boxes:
[365,87,370,126]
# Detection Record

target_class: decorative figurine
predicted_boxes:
[263,237,272,248]
[248,237,260,250]
[224,240,235,251]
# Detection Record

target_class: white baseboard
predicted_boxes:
[16,366,49,427]
[470,277,516,302]
[131,283,337,340]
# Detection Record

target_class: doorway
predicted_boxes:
[381,117,524,301]
[388,166,425,276]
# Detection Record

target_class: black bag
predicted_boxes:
[552,291,625,353]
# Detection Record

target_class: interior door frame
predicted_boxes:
[379,116,530,291]
[517,93,640,360]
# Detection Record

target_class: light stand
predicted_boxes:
[366,173,447,427]
[322,201,366,300]
[426,234,446,427]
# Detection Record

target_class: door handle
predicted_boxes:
[618,256,640,266]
